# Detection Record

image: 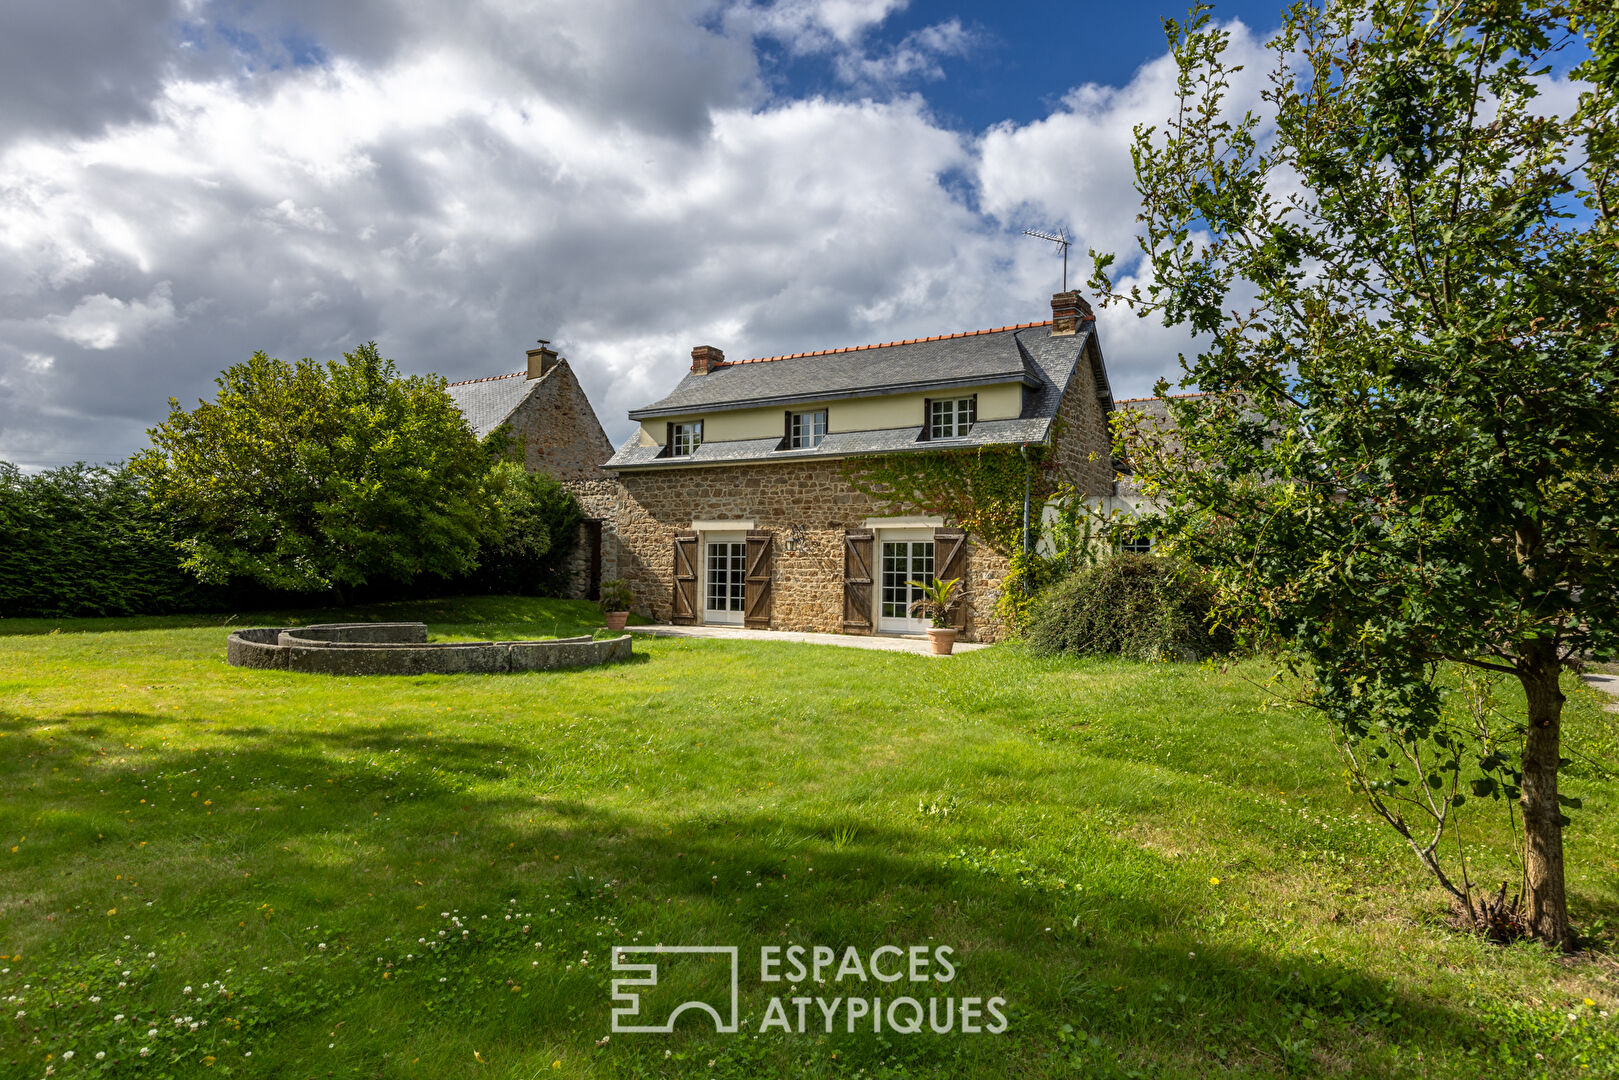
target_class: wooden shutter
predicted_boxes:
[744,531,773,629]
[919,398,932,440]
[842,529,874,634]
[934,527,968,630]
[783,409,793,450]
[665,421,674,457]
[671,531,698,624]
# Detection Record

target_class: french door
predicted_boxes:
[703,534,746,625]
[877,533,934,634]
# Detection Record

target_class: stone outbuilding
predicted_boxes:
[445,342,619,599]
[597,292,1118,642]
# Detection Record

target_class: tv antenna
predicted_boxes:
[1023,227,1071,291]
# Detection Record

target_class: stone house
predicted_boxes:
[598,291,1117,642]
[444,342,619,599]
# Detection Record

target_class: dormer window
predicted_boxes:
[670,420,703,457]
[928,396,976,439]
[789,409,828,449]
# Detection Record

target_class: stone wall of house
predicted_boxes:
[497,360,620,600]
[606,459,1013,642]
[1049,330,1116,497]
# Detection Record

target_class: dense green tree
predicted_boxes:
[1092,0,1619,945]
[132,343,495,600]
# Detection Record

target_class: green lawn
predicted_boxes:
[1,596,1616,1079]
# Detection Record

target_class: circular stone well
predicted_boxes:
[226,622,632,676]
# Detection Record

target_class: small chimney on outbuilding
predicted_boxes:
[1049,291,1093,336]
[526,339,560,379]
[690,344,725,375]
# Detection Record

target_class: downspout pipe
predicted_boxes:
[1020,443,1031,556]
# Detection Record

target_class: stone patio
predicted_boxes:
[627,623,991,656]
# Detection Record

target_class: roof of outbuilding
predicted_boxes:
[444,370,536,439]
[628,322,1056,419]
[604,321,1111,470]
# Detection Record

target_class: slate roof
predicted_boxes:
[629,322,1053,418]
[604,321,1111,471]
[444,371,536,439]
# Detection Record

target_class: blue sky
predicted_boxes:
[766,1,1281,130]
[0,0,1296,466]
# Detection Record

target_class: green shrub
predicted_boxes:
[460,462,584,597]
[0,461,210,618]
[1025,553,1231,660]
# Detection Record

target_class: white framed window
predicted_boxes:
[703,532,746,625]
[928,396,976,439]
[670,421,703,457]
[789,409,828,449]
[877,529,934,634]
[1120,533,1154,554]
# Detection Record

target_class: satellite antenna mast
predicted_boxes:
[1023,227,1071,291]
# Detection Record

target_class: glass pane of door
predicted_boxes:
[879,540,934,630]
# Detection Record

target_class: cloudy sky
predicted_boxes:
[0,0,1284,468]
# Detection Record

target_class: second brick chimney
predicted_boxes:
[690,344,725,375]
[526,340,560,379]
[1050,291,1094,336]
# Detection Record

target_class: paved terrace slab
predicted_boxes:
[1581,672,1619,713]
[627,624,992,656]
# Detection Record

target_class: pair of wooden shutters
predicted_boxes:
[842,527,968,633]
[671,530,773,628]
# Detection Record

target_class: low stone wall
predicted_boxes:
[226,622,632,675]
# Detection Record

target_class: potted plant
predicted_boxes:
[598,579,633,632]
[906,576,962,655]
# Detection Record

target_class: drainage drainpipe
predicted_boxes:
[1020,443,1031,555]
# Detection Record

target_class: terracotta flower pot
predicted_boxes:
[604,611,629,632]
[926,627,957,655]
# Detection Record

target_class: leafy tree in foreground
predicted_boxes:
[1091,1,1619,946]
[133,343,495,600]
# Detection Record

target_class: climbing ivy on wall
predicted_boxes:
[842,446,1052,557]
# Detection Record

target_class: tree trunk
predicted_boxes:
[332,582,348,609]
[1518,654,1570,948]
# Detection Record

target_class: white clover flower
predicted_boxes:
[183,986,192,994]
[95,1052,105,1061]
[139,1048,150,1058]
[113,1015,124,1022]
[149,1029,158,1037]
[317,943,326,951]
[89,996,100,1003]
[61,1051,74,1060]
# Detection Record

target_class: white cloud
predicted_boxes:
[745,0,911,50]
[45,282,179,350]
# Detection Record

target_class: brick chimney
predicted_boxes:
[690,344,725,375]
[525,340,560,379]
[1050,291,1094,336]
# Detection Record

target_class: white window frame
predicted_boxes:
[671,420,703,457]
[789,409,828,449]
[702,530,747,625]
[876,528,935,635]
[1120,533,1154,554]
[928,396,976,440]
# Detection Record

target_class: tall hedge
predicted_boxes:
[0,462,210,618]
[1025,553,1231,661]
